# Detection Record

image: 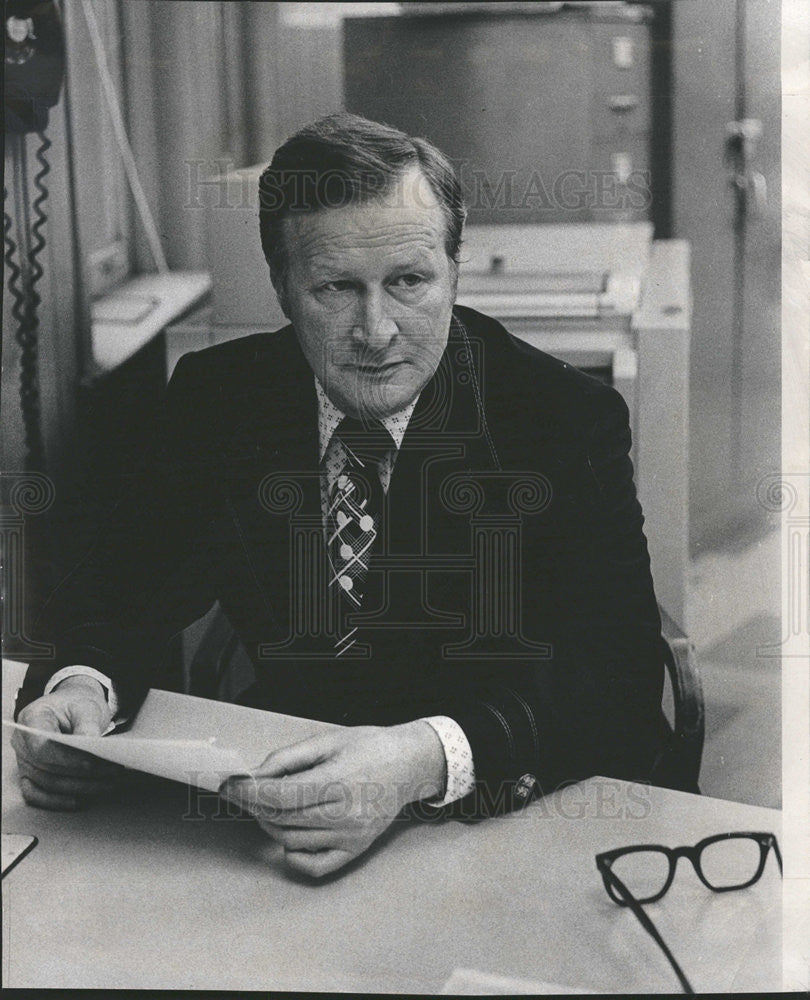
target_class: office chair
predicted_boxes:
[652,604,705,794]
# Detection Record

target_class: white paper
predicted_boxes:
[2,719,251,793]
[441,968,599,995]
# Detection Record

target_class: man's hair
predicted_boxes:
[258,112,466,296]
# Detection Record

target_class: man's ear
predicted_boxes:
[448,258,460,302]
[270,269,290,318]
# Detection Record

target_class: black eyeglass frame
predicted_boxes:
[596,831,782,906]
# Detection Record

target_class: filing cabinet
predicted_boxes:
[344,4,655,225]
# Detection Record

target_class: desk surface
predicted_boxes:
[2,660,782,993]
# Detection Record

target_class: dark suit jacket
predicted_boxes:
[17,305,665,815]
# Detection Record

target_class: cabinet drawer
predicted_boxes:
[590,21,652,139]
[588,135,652,222]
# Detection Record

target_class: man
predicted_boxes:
[13,114,665,877]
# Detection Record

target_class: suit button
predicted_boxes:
[515,773,537,800]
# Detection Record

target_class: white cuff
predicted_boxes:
[44,665,121,718]
[419,715,476,806]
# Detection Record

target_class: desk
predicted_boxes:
[2,660,781,993]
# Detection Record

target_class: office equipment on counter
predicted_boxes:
[89,271,211,372]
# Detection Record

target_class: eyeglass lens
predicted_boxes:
[609,849,670,902]
[698,835,765,889]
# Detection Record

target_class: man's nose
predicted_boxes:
[352,288,397,351]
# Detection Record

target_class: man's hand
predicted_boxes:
[11,675,122,811]
[219,722,446,878]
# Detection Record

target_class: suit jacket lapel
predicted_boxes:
[365,313,500,639]
[386,310,499,555]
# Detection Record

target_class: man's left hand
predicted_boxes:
[219,722,446,878]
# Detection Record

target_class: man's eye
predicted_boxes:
[320,280,353,293]
[391,274,424,289]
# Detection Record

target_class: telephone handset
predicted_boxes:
[5,0,65,133]
[4,1,65,471]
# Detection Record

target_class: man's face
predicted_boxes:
[279,167,456,419]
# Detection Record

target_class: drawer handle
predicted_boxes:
[608,94,639,113]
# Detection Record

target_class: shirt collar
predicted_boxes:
[314,376,419,461]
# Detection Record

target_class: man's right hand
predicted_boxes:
[11,675,122,811]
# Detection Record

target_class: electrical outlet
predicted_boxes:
[87,241,129,299]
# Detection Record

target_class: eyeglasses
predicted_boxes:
[597,831,782,904]
[595,832,782,994]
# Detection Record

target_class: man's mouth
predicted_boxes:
[348,360,404,375]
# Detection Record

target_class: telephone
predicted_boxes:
[4,1,65,471]
[5,0,65,133]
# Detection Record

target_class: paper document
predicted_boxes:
[2,720,251,793]
[441,968,598,995]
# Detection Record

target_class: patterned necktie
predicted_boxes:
[326,416,393,656]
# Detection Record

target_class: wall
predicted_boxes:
[671,0,781,552]
[119,1,345,274]
[64,0,132,289]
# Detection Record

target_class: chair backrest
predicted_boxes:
[651,604,705,794]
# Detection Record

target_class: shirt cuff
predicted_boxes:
[419,715,476,806]
[44,665,121,727]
